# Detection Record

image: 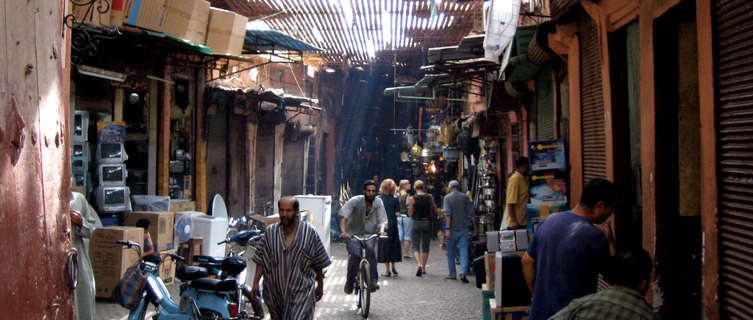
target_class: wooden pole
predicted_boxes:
[696,0,718,317]
[158,82,172,196]
[195,71,207,212]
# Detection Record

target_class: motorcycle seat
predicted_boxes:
[190,278,237,292]
[176,266,210,281]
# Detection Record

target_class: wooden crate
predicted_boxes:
[490,299,530,320]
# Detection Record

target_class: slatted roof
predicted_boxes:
[210,0,484,64]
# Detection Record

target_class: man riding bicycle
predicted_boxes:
[340,180,387,294]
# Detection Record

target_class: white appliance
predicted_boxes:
[192,215,228,257]
[295,195,332,255]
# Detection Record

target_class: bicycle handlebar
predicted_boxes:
[116,240,141,249]
[352,234,379,241]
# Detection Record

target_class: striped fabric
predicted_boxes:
[252,222,331,320]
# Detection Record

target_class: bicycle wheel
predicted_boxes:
[359,262,371,318]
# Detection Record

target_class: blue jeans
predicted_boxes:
[346,238,379,285]
[446,230,470,277]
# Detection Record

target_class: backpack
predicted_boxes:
[114,264,148,310]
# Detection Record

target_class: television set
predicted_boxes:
[97,163,128,186]
[95,186,132,212]
[72,143,88,158]
[73,171,87,188]
[97,142,128,163]
[73,111,89,142]
[72,156,88,188]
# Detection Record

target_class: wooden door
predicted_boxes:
[0,0,74,318]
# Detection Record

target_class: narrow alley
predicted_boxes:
[2,0,752,319]
[96,241,479,320]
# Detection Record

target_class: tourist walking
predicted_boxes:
[397,179,413,259]
[443,180,476,283]
[377,179,402,277]
[407,180,438,277]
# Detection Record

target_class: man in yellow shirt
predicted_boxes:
[503,157,530,229]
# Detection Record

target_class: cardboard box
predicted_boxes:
[109,0,132,26]
[489,300,530,320]
[73,0,111,26]
[90,227,144,298]
[264,210,312,226]
[170,200,196,212]
[124,211,175,251]
[206,7,248,56]
[127,0,167,32]
[163,0,210,44]
[158,249,177,285]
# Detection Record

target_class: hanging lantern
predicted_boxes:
[410,143,423,158]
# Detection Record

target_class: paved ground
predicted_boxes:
[97,239,481,319]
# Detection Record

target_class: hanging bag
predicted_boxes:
[115,264,148,310]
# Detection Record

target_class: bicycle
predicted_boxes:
[350,234,381,319]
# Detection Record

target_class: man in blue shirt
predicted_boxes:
[443,180,477,283]
[521,178,616,320]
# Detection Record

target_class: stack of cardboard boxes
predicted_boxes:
[90,226,143,298]
[123,211,177,284]
[90,211,178,298]
[76,0,248,55]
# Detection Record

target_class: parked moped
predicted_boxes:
[116,240,255,320]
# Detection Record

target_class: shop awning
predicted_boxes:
[244,29,323,54]
[118,25,213,54]
[426,34,486,65]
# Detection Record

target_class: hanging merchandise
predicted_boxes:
[484,0,522,63]
[410,143,423,159]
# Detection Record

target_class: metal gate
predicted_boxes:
[579,14,607,183]
[714,0,753,318]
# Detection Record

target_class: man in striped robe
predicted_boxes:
[251,196,331,320]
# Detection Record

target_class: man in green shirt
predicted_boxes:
[549,249,660,320]
[503,157,530,229]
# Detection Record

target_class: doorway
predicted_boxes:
[654,1,702,317]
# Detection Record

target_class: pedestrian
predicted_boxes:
[251,196,331,320]
[397,179,413,260]
[522,178,617,320]
[69,192,102,320]
[503,157,530,230]
[377,179,402,277]
[443,180,476,283]
[340,180,388,293]
[550,248,660,320]
[407,180,438,277]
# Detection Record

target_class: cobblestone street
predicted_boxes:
[97,239,480,319]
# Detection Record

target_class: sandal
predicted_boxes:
[382,271,391,277]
